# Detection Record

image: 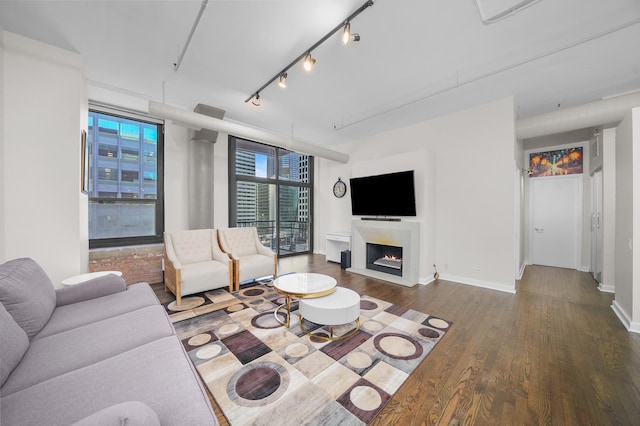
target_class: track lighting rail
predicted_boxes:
[244,0,374,104]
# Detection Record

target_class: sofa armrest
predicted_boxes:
[55,274,126,307]
[71,401,160,426]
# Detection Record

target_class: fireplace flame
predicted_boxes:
[384,254,402,261]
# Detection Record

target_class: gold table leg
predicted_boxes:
[298,315,360,341]
[274,295,292,327]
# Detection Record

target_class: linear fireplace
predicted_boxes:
[366,243,402,277]
[348,219,420,287]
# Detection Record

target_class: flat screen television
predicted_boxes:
[349,170,417,217]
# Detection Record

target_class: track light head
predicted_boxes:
[303,53,316,71]
[343,22,361,44]
[278,73,287,88]
[342,22,351,44]
[251,93,261,106]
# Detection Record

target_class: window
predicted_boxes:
[87,106,164,248]
[229,136,313,257]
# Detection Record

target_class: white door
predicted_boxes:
[530,175,582,269]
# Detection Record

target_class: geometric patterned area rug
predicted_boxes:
[164,282,452,425]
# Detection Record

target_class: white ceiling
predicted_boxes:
[1,0,639,146]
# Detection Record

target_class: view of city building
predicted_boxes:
[233,138,311,255]
[87,111,160,241]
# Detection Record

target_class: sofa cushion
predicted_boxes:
[1,305,175,396]
[71,401,160,426]
[0,303,29,387]
[34,283,159,341]
[0,336,218,426]
[169,229,214,265]
[0,258,56,340]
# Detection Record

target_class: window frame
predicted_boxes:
[88,104,165,249]
[228,136,314,257]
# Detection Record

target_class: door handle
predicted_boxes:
[534,228,544,233]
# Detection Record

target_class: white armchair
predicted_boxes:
[164,229,233,305]
[217,227,277,290]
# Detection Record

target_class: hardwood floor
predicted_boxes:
[152,255,640,425]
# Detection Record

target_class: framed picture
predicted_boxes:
[528,147,583,177]
[80,130,89,194]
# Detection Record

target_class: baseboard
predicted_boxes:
[578,265,590,272]
[611,301,640,333]
[438,273,516,294]
[611,301,629,329]
[314,250,326,256]
[598,283,615,293]
[517,263,526,280]
[419,276,434,286]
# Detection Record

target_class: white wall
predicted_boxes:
[433,98,515,291]
[601,127,616,292]
[314,157,354,250]
[316,97,516,292]
[1,30,85,286]
[611,108,640,332]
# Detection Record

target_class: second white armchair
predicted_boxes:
[217,227,277,290]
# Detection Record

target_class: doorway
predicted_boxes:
[530,174,582,269]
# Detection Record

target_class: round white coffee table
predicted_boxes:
[61,271,122,287]
[273,273,336,327]
[298,287,361,341]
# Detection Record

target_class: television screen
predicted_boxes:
[349,170,417,216]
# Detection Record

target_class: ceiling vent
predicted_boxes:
[192,104,225,143]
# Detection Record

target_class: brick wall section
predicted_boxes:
[89,244,164,286]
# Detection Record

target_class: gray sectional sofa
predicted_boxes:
[0,257,218,426]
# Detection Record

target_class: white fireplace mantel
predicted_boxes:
[347,219,420,287]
